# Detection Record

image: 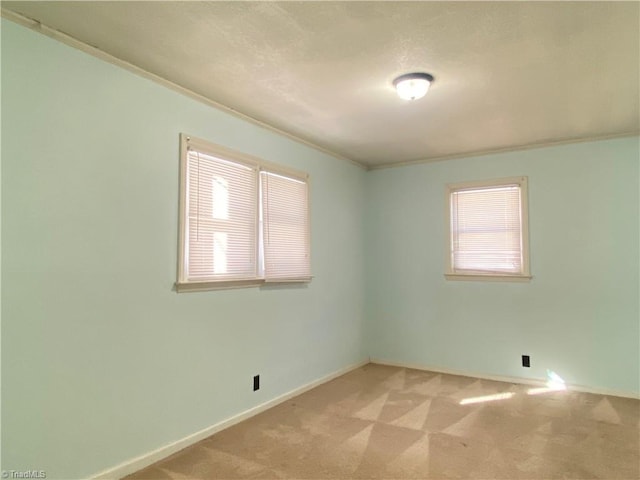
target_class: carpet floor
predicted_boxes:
[125,364,639,479]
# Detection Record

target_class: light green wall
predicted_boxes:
[1,20,366,478]
[365,137,639,395]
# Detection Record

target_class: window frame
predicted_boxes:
[176,134,311,292]
[444,176,531,282]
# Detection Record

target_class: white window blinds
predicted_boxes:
[448,178,529,276]
[186,149,258,281]
[177,134,311,290]
[261,171,311,281]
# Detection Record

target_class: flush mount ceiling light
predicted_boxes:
[393,72,434,100]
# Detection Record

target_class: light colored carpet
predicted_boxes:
[125,364,640,479]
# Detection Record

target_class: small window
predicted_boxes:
[445,176,531,281]
[176,134,311,291]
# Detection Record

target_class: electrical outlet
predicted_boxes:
[522,355,530,368]
[253,375,260,391]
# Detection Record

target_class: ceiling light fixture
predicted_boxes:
[393,72,434,101]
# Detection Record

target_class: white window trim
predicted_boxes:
[176,134,312,292]
[444,176,531,282]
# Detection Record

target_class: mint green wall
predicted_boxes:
[1,20,366,478]
[365,137,639,395]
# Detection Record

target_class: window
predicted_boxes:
[445,176,530,281]
[176,134,311,291]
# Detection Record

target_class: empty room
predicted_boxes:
[1,2,638,479]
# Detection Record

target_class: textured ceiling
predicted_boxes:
[3,1,639,168]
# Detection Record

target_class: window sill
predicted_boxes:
[175,277,312,293]
[444,273,532,283]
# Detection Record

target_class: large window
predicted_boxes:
[176,134,311,291]
[445,176,530,281]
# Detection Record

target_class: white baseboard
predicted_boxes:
[91,358,369,480]
[370,358,640,400]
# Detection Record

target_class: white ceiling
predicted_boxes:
[3,1,639,168]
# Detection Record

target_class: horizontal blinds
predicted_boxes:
[451,185,522,274]
[261,171,310,280]
[186,149,257,280]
